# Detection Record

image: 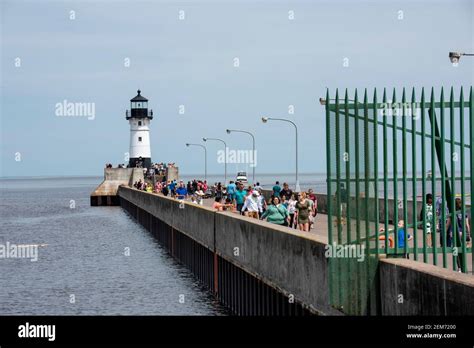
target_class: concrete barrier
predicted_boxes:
[379,258,474,315]
[118,186,215,250]
[91,168,144,206]
[215,212,338,314]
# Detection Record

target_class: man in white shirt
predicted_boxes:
[242,191,262,219]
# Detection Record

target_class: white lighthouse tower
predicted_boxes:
[126,90,153,169]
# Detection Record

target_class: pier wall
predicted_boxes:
[379,258,474,315]
[118,186,338,315]
[91,168,144,206]
[117,186,474,315]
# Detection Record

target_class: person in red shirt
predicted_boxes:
[307,189,318,218]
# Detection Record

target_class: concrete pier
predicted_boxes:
[91,167,180,206]
[90,168,143,206]
[117,186,474,315]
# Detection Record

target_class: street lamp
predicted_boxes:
[261,116,300,192]
[225,129,256,184]
[449,51,474,64]
[185,143,207,181]
[203,137,227,184]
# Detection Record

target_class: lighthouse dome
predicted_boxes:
[130,89,148,102]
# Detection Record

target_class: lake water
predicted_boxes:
[0,176,228,315]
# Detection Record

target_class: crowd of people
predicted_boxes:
[105,161,178,180]
[132,178,319,232]
[213,181,319,232]
[133,178,209,204]
[145,162,175,179]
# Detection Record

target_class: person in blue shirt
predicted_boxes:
[227,181,236,201]
[272,181,282,198]
[175,183,187,200]
[234,183,247,215]
[397,220,412,257]
[168,181,176,197]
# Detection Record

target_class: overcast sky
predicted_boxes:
[1,0,473,177]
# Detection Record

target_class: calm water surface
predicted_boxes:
[0,177,228,315]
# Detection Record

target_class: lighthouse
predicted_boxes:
[126,90,153,169]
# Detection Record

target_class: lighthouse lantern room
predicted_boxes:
[126,90,153,169]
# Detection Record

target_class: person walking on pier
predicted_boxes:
[161,184,169,196]
[227,181,236,202]
[272,181,282,198]
[216,182,223,200]
[305,194,315,230]
[334,183,347,225]
[256,188,267,218]
[295,192,311,232]
[187,181,193,195]
[447,198,471,271]
[420,193,434,247]
[280,183,292,200]
[195,189,205,205]
[154,181,162,194]
[435,195,453,248]
[242,191,262,219]
[396,219,413,258]
[235,183,247,215]
[308,189,318,218]
[168,180,176,197]
[261,197,289,226]
[287,193,297,229]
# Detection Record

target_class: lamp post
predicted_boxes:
[225,129,256,184]
[261,117,300,192]
[203,137,227,184]
[449,51,474,64]
[185,143,207,181]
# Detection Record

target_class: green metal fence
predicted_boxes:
[325,87,473,314]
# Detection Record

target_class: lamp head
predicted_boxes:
[319,98,326,105]
[226,129,231,134]
[449,52,462,64]
[202,138,207,142]
[185,143,190,147]
[261,117,269,123]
